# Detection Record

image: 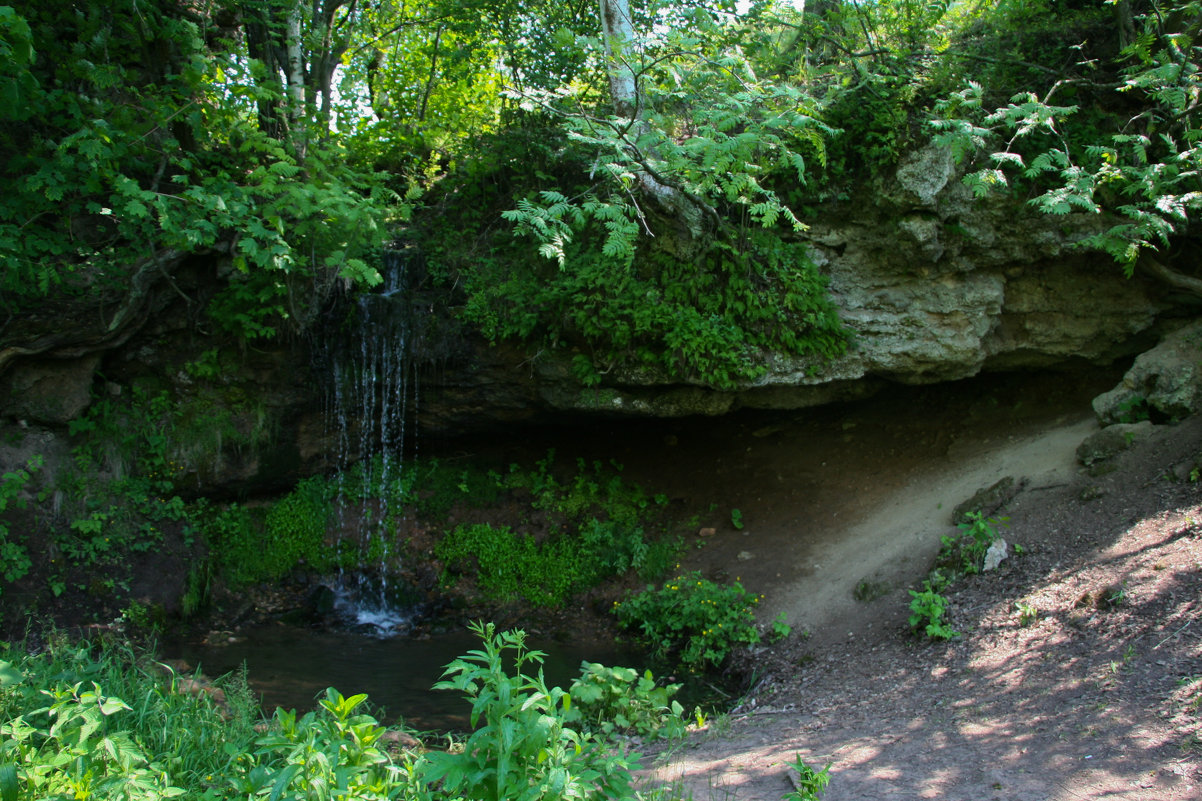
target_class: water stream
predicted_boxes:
[321,250,417,633]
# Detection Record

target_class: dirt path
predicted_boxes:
[633,390,1202,801]
[772,416,1096,643]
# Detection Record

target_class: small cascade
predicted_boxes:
[320,251,420,636]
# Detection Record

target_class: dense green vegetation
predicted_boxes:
[3,1,1202,790]
[10,1,1199,387]
[0,625,709,800]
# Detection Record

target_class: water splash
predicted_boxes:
[331,574,416,637]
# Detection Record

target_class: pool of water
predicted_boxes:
[163,624,643,732]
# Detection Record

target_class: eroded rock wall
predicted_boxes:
[495,144,1175,420]
[0,145,1188,488]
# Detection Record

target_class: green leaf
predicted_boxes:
[0,660,23,687]
[0,764,17,801]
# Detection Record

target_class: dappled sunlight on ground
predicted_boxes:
[640,415,1202,800]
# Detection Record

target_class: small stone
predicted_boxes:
[737,550,754,561]
[983,538,1009,571]
[698,527,716,538]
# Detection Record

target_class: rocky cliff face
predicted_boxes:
[0,146,1189,488]
[422,145,1178,427]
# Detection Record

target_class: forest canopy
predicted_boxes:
[2,0,1200,386]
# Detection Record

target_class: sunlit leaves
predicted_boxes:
[0,3,402,339]
[930,0,1202,272]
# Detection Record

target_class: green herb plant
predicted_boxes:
[421,621,638,801]
[613,571,762,671]
[434,453,681,608]
[769,611,792,643]
[1015,601,1039,627]
[1,627,673,801]
[565,663,687,740]
[783,754,831,801]
[247,688,400,801]
[908,584,957,640]
[939,511,1008,576]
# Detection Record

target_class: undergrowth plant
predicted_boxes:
[435,523,583,607]
[0,456,41,594]
[939,511,1008,576]
[434,452,681,608]
[0,636,258,797]
[421,622,639,801]
[207,476,338,586]
[2,625,689,801]
[613,572,762,671]
[566,663,687,740]
[908,584,957,640]
[783,755,831,801]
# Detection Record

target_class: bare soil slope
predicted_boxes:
[632,384,1202,800]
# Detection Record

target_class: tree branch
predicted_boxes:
[1141,253,1202,299]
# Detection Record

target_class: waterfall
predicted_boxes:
[322,251,419,635]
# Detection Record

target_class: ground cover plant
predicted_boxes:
[907,510,1010,640]
[430,452,683,608]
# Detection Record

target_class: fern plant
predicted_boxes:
[930,4,1202,274]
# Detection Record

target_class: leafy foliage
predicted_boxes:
[930,1,1202,273]
[422,622,639,801]
[908,585,957,640]
[0,2,400,340]
[0,637,257,799]
[613,571,762,671]
[436,523,582,607]
[434,454,680,607]
[207,477,338,587]
[1,627,677,801]
[937,511,1008,577]
[783,754,832,801]
[565,663,686,740]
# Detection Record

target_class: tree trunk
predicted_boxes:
[597,0,706,246]
[598,0,638,118]
[284,5,307,128]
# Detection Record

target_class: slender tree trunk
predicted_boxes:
[284,5,306,127]
[598,0,638,118]
[597,0,705,245]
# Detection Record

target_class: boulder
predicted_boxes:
[0,354,100,424]
[1076,421,1157,466]
[1093,319,1202,424]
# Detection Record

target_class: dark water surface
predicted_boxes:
[164,625,641,732]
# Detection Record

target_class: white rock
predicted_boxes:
[983,538,1009,572]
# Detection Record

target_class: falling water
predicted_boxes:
[322,251,418,635]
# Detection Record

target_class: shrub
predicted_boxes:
[566,662,686,740]
[613,571,762,671]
